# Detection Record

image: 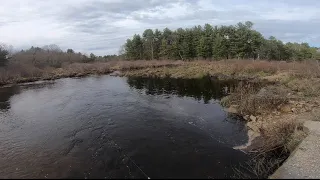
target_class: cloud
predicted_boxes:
[0,0,319,56]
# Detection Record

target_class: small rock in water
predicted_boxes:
[188,122,194,125]
[110,71,121,76]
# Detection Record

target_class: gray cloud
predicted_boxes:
[0,0,319,56]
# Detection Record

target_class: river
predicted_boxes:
[0,75,252,179]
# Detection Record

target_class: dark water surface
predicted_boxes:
[0,75,250,179]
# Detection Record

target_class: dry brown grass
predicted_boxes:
[0,60,183,85]
[221,82,291,116]
[286,78,320,97]
[123,59,320,80]
[196,59,320,78]
[233,116,307,179]
[257,119,306,155]
[233,155,286,179]
[109,60,183,71]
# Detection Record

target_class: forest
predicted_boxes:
[124,21,320,61]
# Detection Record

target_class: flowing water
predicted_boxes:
[0,75,252,179]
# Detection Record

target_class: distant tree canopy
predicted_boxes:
[67,49,75,54]
[0,45,9,67]
[123,21,320,61]
[0,44,122,68]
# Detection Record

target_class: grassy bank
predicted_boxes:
[123,59,320,79]
[0,60,182,86]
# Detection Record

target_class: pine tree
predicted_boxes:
[0,46,9,67]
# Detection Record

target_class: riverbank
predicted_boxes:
[122,60,320,178]
[0,60,183,86]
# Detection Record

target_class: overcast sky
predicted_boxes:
[1,0,320,55]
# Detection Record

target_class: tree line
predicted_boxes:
[0,44,121,68]
[1,21,320,68]
[123,21,320,61]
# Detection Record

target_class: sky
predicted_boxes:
[0,0,320,56]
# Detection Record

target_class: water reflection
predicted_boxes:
[0,81,59,112]
[19,80,56,90]
[127,76,238,103]
[0,86,20,110]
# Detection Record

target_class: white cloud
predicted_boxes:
[0,0,320,56]
[260,6,319,21]
[111,18,143,28]
[132,1,195,20]
[196,0,226,11]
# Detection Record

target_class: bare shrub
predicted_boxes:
[257,119,306,155]
[221,82,289,116]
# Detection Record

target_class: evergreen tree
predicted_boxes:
[0,47,8,67]
[123,21,319,61]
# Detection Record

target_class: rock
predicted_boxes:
[257,88,267,97]
[291,108,297,113]
[250,115,257,122]
[247,121,260,132]
[289,100,296,104]
[231,104,239,108]
[279,104,292,113]
[305,104,313,112]
[226,107,237,114]
[256,116,261,121]
[314,101,320,107]
[244,115,250,121]
[110,71,121,76]
[300,101,306,105]
[226,105,239,114]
